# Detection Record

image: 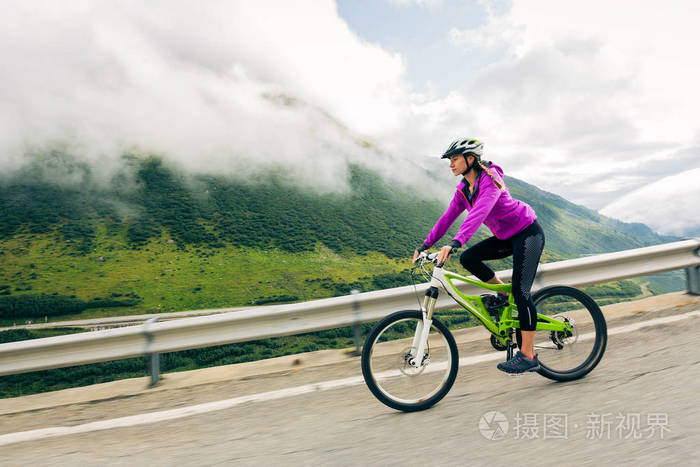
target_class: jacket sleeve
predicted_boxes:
[424,190,465,248]
[452,177,501,247]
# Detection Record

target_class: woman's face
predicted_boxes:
[449,154,473,176]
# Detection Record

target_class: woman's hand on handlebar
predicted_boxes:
[413,245,456,265]
[437,245,453,265]
[413,244,429,264]
[412,249,421,264]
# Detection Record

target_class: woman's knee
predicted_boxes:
[459,248,478,269]
[459,249,473,269]
[459,249,494,282]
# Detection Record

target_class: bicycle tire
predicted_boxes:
[361,310,459,412]
[533,285,607,381]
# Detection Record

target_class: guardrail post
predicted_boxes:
[143,317,161,386]
[351,289,362,356]
[686,266,700,295]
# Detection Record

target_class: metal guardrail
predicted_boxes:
[1,239,699,377]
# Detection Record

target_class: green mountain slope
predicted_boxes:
[0,152,683,323]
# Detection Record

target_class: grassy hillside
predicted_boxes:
[1,232,415,324]
[0,152,684,325]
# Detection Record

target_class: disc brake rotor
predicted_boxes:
[550,315,578,348]
[398,347,428,376]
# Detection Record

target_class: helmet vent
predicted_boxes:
[440,137,484,159]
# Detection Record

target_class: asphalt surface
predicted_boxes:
[1,297,698,466]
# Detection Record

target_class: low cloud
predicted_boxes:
[424,0,700,225]
[1,0,699,234]
[600,168,700,236]
[0,0,423,195]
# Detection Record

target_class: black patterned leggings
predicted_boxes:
[459,220,545,331]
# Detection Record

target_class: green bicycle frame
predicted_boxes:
[424,264,572,348]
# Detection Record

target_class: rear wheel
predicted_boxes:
[361,310,459,412]
[533,286,607,381]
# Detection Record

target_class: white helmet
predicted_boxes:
[440,138,484,159]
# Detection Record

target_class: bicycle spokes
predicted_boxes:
[363,313,458,408]
[532,286,607,380]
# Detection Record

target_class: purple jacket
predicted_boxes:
[424,163,537,248]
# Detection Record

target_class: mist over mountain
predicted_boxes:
[2,1,698,256]
[0,149,685,321]
[600,166,700,238]
[1,151,675,258]
[0,1,419,197]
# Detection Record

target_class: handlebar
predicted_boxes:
[417,248,459,268]
[417,251,437,262]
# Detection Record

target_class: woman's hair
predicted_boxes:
[476,158,504,190]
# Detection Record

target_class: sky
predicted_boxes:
[339,0,700,236]
[1,0,699,236]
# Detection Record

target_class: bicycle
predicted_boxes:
[361,250,607,412]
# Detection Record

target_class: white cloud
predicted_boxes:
[449,1,523,50]
[385,0,442,7]
[0,0,417,192]
[600,167,700,236]
[1,0,699,234]
[415,0,700,230]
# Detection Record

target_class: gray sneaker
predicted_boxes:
[497,351,540,374]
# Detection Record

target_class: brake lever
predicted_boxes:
[417,251,429,265]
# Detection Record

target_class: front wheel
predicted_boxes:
[361,310,459,412]
[533,286,607,381]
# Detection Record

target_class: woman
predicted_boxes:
[412,138,545,374]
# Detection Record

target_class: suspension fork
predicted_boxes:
[409,286,439,367]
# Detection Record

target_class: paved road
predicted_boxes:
[1,301,698,466]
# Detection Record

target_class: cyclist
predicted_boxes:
[412,138,545,374]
